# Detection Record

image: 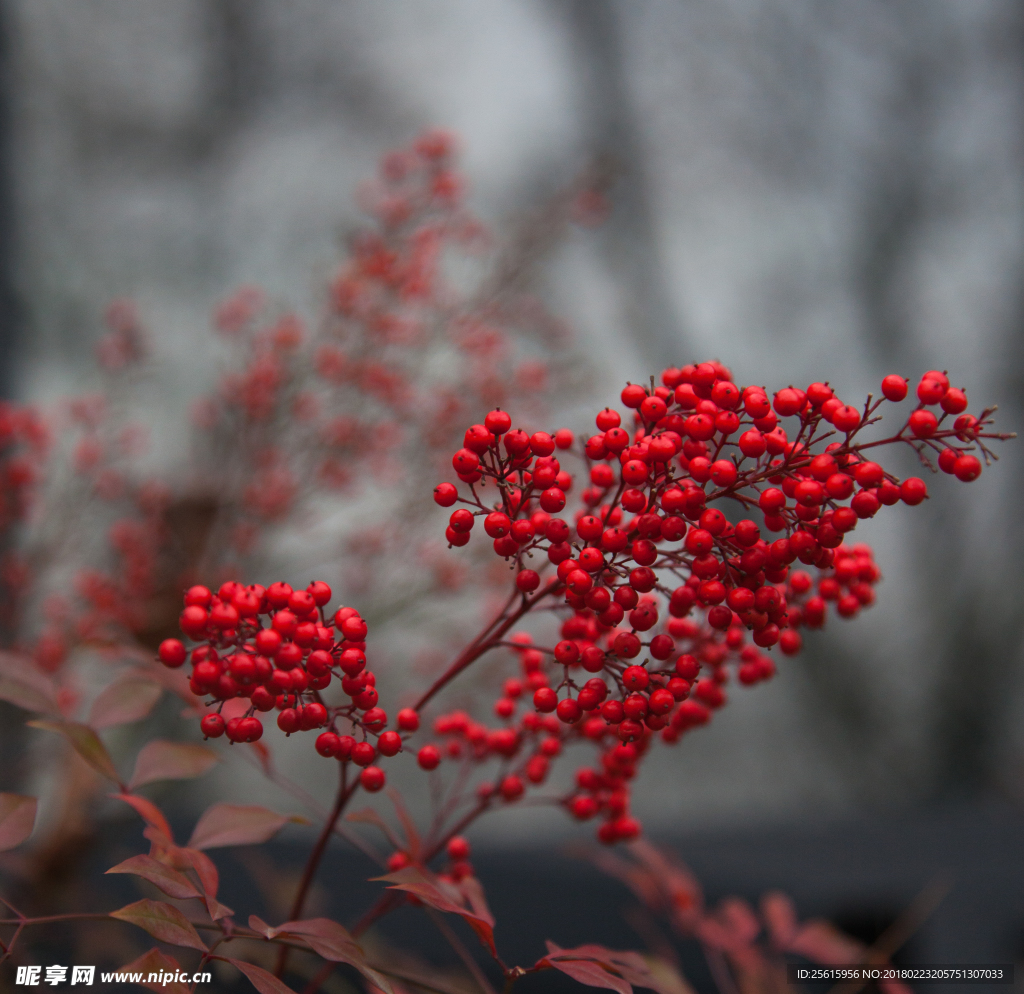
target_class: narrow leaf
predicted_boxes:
[0,676,57,714]
[347,807,404,851]
[540,956,631,994]
[28,719,122,784]
[119,948,190,994]
[228,958,298,994]
[788,920,864,963]
[457,876,495,927]
[181,847,220,897]
[129,740,218,789]
[386,789,421,858]
[181,847,233,920]
[110,898,207,951]
[540,943,679,994]
[248,916,393,994]
[89,678,162,729]
[0,793,37,852]
[106,854,201,900]
[110,793,174,845]
[188,803,289,850]
[249,739,273,776]
[374,866,496,957]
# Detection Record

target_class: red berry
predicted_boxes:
[953,455,981,482]
[434,483,458,507]
[941,388,967,415]
[397,708,420,732]
[485,409,512,435]
[352,741,376,766]
[158,639,187,668]
[201,714,225,738]
[622,665,649,692]
[184,585,212,608]
[417,745,441,770]
[387,852,411,872]
[288,590,316,616]
[832,406,861,433]
[621,383,647,409]
[516,569,540,593]
[881,375,908,401]
[530,432,555,457]
[917,377,947,405]
[533,687,558,713]
[499,775,524,801]
[640,395,667,423]
[556,698,582,724]
[738,430,767,458]
[570,796,599,820]
[484,512,511,538]
[758,488,785,512]
[316,732,340,757]
[900,477,928,505]
[360,766,385,792]
[908,410,938,438]
[452,448,480,474]
[266,582,293,609]
[447,836,471,860]
[773,388,803,417]
[378,730,402,756]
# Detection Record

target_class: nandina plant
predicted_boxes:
[0,136,1014,994]
[5,360,1010,993]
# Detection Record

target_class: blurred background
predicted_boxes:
[1,0,1022,978]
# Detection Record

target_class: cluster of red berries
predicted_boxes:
[387,834,475,883]
[425,364,1009,841]
[159,580,421,795]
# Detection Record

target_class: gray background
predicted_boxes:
[2,0,1023,959]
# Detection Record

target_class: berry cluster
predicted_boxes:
[419,364,1010,841]
[157,365,1010,846]
[159,580,420,795]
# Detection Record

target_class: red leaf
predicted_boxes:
[788,920,864,964]
[129,741,218,789]
[227,958,297,994]
[89,678,162,729]
[248,739,273,776]
[110,793,174,846]
[0,675,58,715]
[373,865,496,957]
[456,876,495,928]
[106,854,201,900]
[249,916,393,993]
[28,719,122,785]
[539,943,687,994]
[180,847,233,920]
[181,847,220,897]
[119,948,191,994]
[386,790,421,858]
[0,793,37,852]
[127,663,195,704]
[538,947,631,994]
[760,891,798,948]
[347,807,405,851]
[188,803,294,850]
[110,898,207,951]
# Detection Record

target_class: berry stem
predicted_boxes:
[413,579,561,711]
[275,763,359,978]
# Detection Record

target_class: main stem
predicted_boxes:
[413,580,560,712]
[275,764,357,978]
